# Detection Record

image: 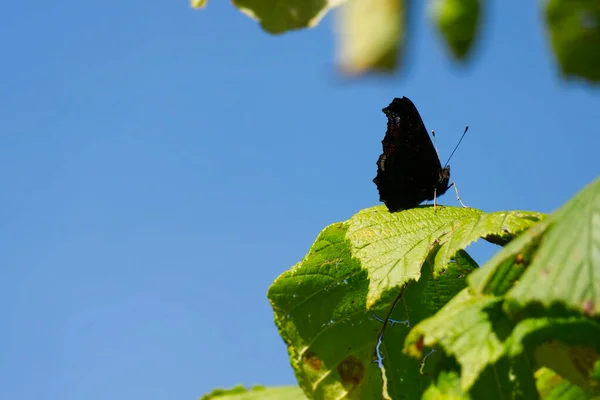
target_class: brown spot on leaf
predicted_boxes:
[415,336,424,352]
[582,299,595,317]
[515,253,524,264]
[337,355,365,388]
[541,268,551,278]
[303,350,322,371]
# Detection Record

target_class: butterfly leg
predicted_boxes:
[433,188,437,210]
[449,182,468,208]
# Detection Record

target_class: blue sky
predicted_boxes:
[1,1,599,399]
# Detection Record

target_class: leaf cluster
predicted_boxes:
[193,0,600,82]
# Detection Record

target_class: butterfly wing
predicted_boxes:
[373,97,450,212]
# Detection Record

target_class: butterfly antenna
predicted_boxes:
[443,125,469,167]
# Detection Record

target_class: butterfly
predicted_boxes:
[373,97,467,212]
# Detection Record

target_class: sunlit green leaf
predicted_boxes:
[200,385,306,400]
[505,178,600,319]
[346,206,541,307]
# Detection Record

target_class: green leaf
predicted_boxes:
[431,210,544,279]
[200,385,306,399]
[545,0,600,82]
[269,206,541,398]
[335,0,405,74]
[404,177,600,396]
[404,289,510,391]
[510,352,541,400]
[232,0,346,35]
[469,215,551,297]
[422,368,470,399]
[430,0,482,60]
[268,210,479,399]
[504,177,600,319]
[535,367,593,400]
[420,340,525,399]
[190,0,209,8]
[376,255,479,399]
[405,292,549,398]
[507,317,600,392]
[268,223,388,399]
[346,206,542,307]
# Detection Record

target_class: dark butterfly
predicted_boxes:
[373,97,466,212]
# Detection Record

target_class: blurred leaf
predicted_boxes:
[430,0,482,60]
[335,0,405,75]
[232,0,346,34]
[200,385,306,399]
[190,0,209,8]
[545,0,600,82]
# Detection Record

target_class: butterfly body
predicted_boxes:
[373,97,452,212]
